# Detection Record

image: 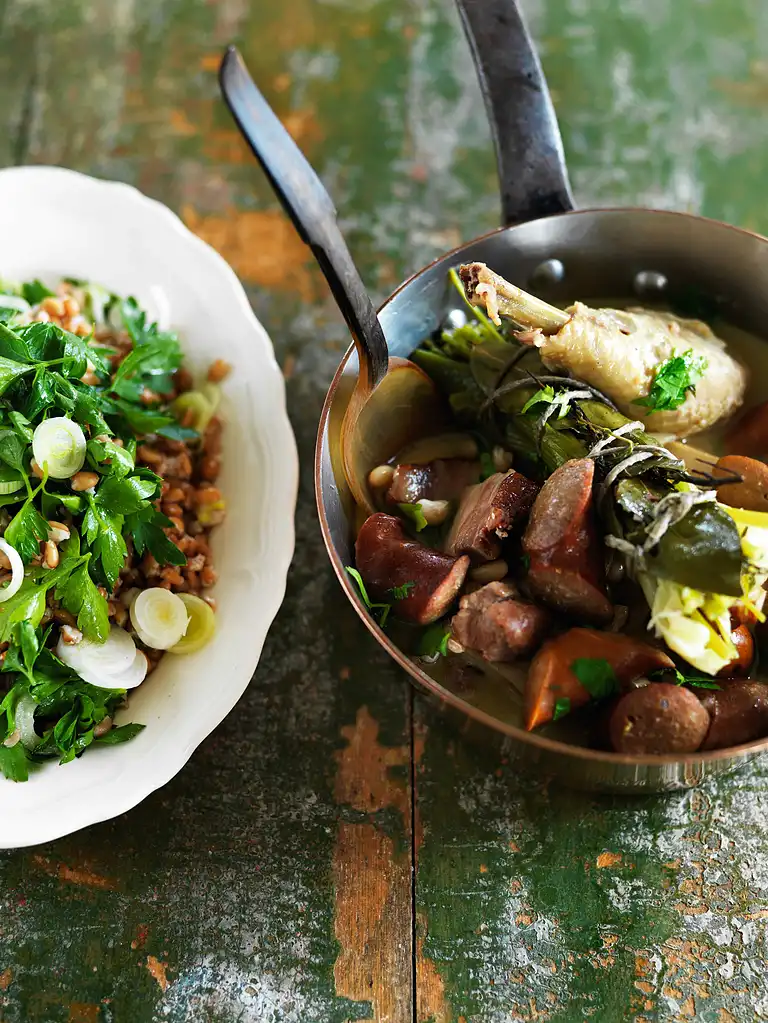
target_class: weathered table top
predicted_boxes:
[2,0,768,1020]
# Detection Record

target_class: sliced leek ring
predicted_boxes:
[130,587,189,650]
[32,417,86,479]
[167,593,216,655]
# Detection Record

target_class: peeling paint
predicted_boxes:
[182,206,320,298]
[32,855,117,891]
[145,955,170,992]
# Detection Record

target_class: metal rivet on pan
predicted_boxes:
[531,258,565,285]
[445,308,467,330]
[634,270,668,296]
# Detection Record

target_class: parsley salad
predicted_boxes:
[0,278,226,781]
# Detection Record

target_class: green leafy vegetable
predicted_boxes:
[398,503,428,532]
[553,697,572,721]
[8,410,33,443]
[635,349,708,413]
[390,581,416,601]
[0,743,30,781]
[5,497,50,563]
[126,506,187,567]
[94,722,145,745]
[54,555,110,643]
[82,497,127,590]
[571,658,619,699]
[21,280,55,305]
[87,436,134,478]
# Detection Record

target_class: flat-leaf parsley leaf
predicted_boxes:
[635,349,708,413]
[571,658,618,699]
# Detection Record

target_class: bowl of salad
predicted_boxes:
[0,166,297,848]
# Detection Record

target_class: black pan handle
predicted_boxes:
[455,0,575,225]
[219,46,388,390]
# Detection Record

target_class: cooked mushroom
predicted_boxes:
[355,513,469,625]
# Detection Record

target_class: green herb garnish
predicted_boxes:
[398,503,429,532]
[345,567,391,628]
[390,581,416,601]
[571,658,619,699]
[654,667,721,691]
[521,385,556,415]
[553,697,571,721]
[635,349,708,413]
[418,622,451,658]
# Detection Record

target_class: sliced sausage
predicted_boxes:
[522,458,613,624]
[609,684,710,755]
[387,459,480,505]
[525,627,674,730]
[698,680,768,750]
[355,513,469,625]
[445,470,539,562]
[451,581,552,662]
[714,454,768,513]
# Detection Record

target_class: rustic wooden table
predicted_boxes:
[2,0,768,1020]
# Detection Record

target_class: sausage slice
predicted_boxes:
[355,513,469,625]
[522,458,613,624]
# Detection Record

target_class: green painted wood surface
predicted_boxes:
[0,0,767,1021]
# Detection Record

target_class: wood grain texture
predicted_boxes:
[0,0,767,1020]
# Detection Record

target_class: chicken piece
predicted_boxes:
[461,262,747,439]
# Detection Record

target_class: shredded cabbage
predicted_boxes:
[641,500,768,673]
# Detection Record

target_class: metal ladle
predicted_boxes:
[219,47,447,515]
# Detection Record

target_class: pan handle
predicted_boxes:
[455,0,575,225]
[219,46,388,391]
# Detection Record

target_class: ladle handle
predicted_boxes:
[455,0,575,225]
[219,46,388,391]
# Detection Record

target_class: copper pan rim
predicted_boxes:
[314,205,768,772]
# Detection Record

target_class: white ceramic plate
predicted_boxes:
[0,166,298,848]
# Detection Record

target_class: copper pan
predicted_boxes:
[226,0,768,791]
